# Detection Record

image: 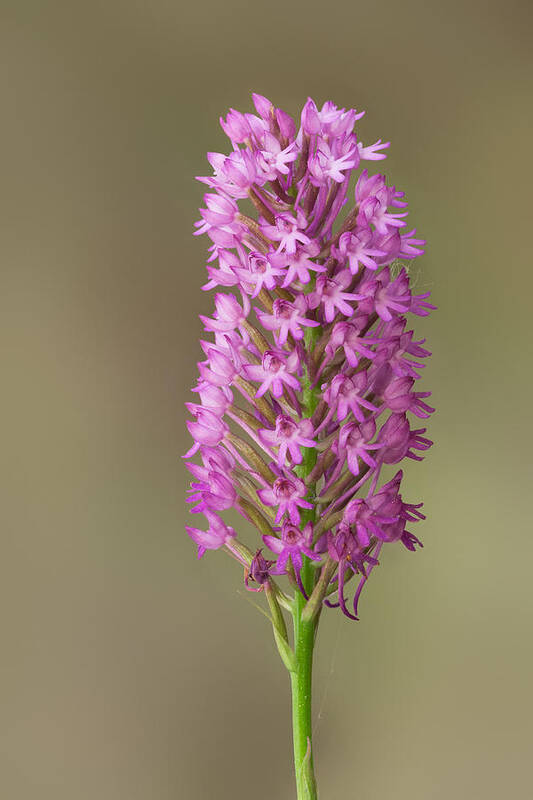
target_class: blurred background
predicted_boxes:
[1,1,532,798]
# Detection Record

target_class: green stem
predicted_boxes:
[291,562,318,800]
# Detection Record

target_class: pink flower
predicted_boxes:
[308,139,359,184]
[187,511,236,558]
[257,133,298,180]
[261,211,310,254]
[309,270,360,323]
[325,320,377,367]
[200,293,251,339]
[255,296,319,345]
[332,418,384,476]
[257,474,313,524]
[280,243,326,287]
[263,522,321,594]
[382,376,435,419]
[197,343,241,387]
[219,108,251,144]
[243,350,300,398]
[321,373,377,425]
[357,138,390,161]
[355,170,408,234]
[185,407,228,457]
[259,415,316,466]
[237,252,287,297]
[333,230,386,274]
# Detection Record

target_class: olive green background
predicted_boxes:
[2,1,532,798]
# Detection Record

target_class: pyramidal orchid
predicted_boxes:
[185,94,434,799]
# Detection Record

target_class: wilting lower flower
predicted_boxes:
[245,549,275,591]
[185,94,434,619]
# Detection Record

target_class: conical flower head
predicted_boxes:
[185,94,434,618]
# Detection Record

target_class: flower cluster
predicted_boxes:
[185,94,434,619]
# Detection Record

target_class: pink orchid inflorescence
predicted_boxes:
[185,94,434,620]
